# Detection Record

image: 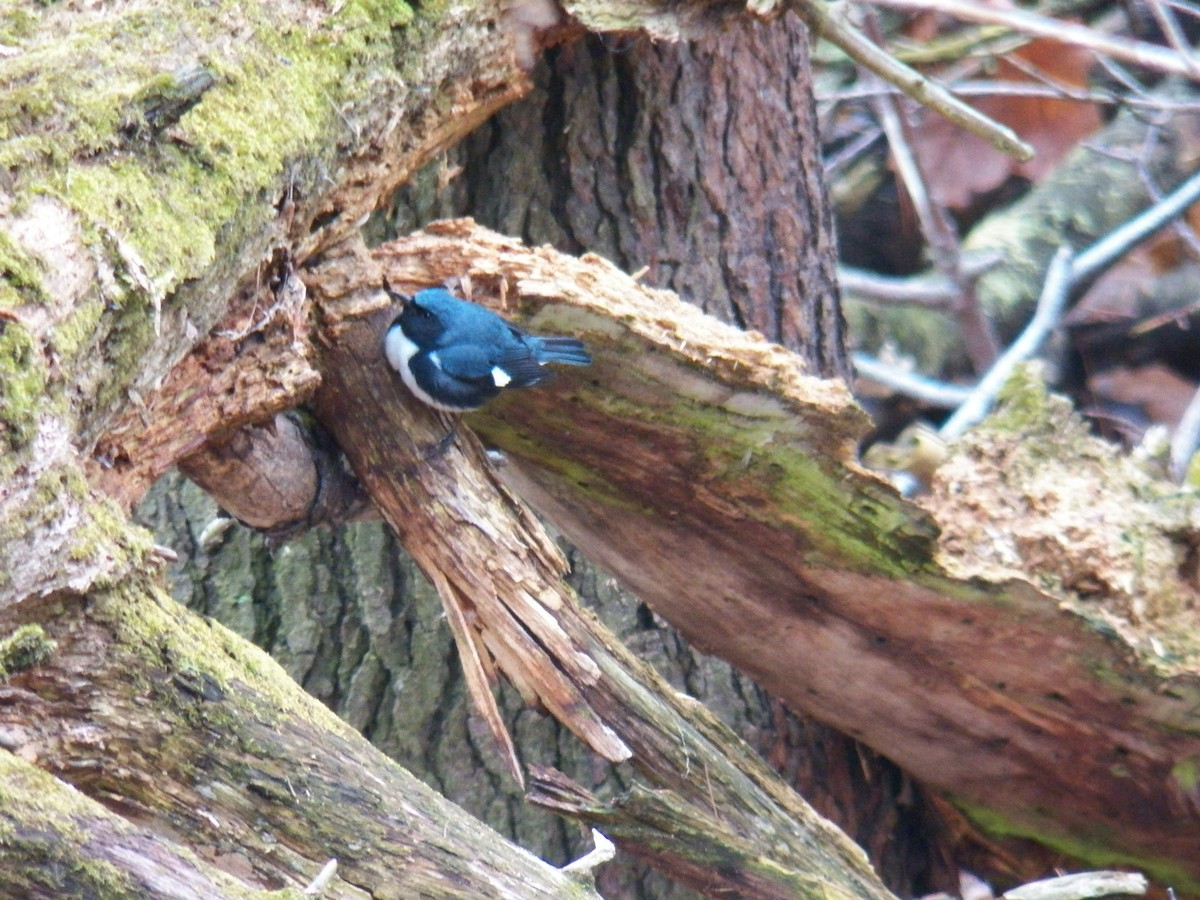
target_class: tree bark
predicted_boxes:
[0,586,605,898]
[454,22,846,377]
[422,26,956,893]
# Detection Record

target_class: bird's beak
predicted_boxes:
[382,280,412,308]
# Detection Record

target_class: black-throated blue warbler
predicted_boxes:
[385,287,591,412]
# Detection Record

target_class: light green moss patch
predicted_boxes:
[0,624,56,681]
[957,797,1198,892]
[4,0,413,318]
[0,751,137,898]
[844,298,970,378]
[0,7,38,47]
[0,317,46,451]
[0,228,50,308]
[90,578,364,744]
[476,333,937,580]
[0,750,280,898]
[1172,754,1200,795]
[47,295,105,364]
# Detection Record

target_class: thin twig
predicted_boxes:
[839,266,960,307]
[1070,166,1200,286]
[561,829,617,877]
[303,859,339,896]
[1145,0,1200,78]
[1170,385,1200,483]
[1091,54,1152,99]
[862,15,956,267]
[937,169,1200,439]
[790,0,1034,160]
[822,127,884,178]
[852,353,973,407]
[940,247,1073,440]
[1001,869,1148,900]
[864,0,1200,79]
[860,11,1000,369]
[820,80,1194,108]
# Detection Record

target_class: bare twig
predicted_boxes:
[859,10,1000,370]
[852,352,973,407]
[823,126,884,178]
[863,0,1200,79]
[560,830,617,877]
[1145,0,1200,78]
[940,247,1073,440]
[938,168,1200,439]
[1001,869,1148,900]
[303,859,339,896]
[1170,385,1200,483]
[790,0,1034,159]
[839,266,960,307]
[863,12,956,269]
[1070,166,1200,286]
[822,80,1200,112]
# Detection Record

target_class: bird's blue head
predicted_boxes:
[394,288,460,348]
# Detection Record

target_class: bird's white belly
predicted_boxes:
[385,328,474,412]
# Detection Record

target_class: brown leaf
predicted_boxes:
[909,34,1103,210]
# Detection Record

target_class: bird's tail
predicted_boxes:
[535,336,592,367]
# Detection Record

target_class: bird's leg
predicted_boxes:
[421,418,460,462]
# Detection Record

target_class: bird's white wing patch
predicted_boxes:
[491,366,512,387]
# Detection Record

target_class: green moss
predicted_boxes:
[339,0,415,29]
[980,362,1083,440]
[0,8,38,46]
[844,298,970,376]
[0,751,137,897]
[0,0,434,437]
[0,750,278,898]
[0,625,56,681]
[1171,754,1200,794]
[0,317,46,451]
[1185,453,1200,489]
[89,579,363,743]
[475,335,937,580]
[47,296,105,363]
[0,228,50,308]
[957,797,1199,892]
[5,0,411,297]
[81,494,158,581]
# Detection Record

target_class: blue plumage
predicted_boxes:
[385,288,591,411]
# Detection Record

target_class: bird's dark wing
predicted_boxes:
[493,349,552,388]
[437,332,552,389]
[433,344,501,384]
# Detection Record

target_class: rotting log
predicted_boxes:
[339,219,1198,890]
[0,583,605,898]
[305,236,898,900]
